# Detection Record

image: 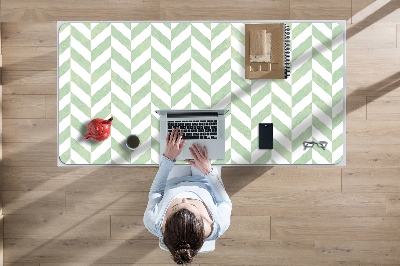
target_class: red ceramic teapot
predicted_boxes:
[84,117,113,142]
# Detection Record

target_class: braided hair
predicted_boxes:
[163,208,206,264]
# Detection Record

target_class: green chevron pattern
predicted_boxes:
[58,22,345,165]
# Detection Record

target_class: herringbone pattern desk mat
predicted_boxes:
[58,22,344,165]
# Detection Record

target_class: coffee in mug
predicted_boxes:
[126,134,140,150]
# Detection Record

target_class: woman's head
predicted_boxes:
[163,208,206,264]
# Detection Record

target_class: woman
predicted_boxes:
[144,127,232,264]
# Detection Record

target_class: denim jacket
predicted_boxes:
[143,155,232,241]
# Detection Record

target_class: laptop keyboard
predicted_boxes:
[168,120,218,139]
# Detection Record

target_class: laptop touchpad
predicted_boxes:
[182,146,193,159]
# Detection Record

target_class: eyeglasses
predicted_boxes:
[303,141,328,150]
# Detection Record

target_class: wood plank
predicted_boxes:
[0,20,2,54]
[2,119,56,143]
[0,0,160,22]
[223,166,341,194]
[4,238,315,264]
[160,0,289,20]
[4,263,39,266]
[346,48,400,97]
[41,264,196,266]
[272,216,400,240]
[313,263,360,266]
[1,46,56,58]
[351,0,400,24]
[46,95,56,118]
[0,23,3,266]
[2,46,56,71]
[111,216,155,240]
[351,0,375,24]
[360,264,400,266]
[316,240,400,264]
[2,166,157,192]
[343,168,400,193]
[0,55,2,83]
[346,143,400,168]
[290,0,351,20]
[1,22,56,47]
[2,70,56,95]
[2,142,57,167]
[367,96,400,120]
[346,120,400,145]
[2,166,112,192]
[231,192,386,217]
[386,194,400,216]
[2,191,65,215]
[0,216,3,266]
[197,239,316,265]
[347,23,397,49]
[346,96,366,120]
[350,0,399,47]
[66,192,148,216]
[111,167,158,192]
[2,95,46,118]
[4,214,110,240]
[3,239,165,264]
[222,216,270,240]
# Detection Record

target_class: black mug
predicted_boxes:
[126,134,140,150]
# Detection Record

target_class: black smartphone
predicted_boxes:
[259,123,273,149]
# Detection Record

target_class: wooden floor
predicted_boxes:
[1,0,400,265]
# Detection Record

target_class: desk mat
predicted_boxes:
[58,22,345,165]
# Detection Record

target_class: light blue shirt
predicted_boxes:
[144,155,232,241]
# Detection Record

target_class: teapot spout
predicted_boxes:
[84,133,92,139]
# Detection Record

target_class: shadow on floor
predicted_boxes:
[347,0,400,40]
[347,71,400,115]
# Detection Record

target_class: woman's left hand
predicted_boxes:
[164,127,186,161]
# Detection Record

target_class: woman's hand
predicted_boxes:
[185,143,212,175]
[164,127,186,161]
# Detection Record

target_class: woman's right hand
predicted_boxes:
[164,127,186,161]
[185,143,212,175]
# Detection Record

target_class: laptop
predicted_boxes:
[155,109,229,160]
